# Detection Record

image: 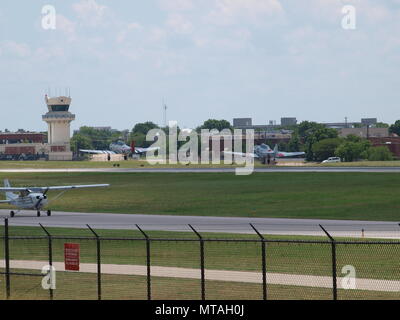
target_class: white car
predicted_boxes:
[322,157,341,163]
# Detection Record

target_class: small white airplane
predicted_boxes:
[80,141,159,156]
[0,179,109,218]
[224,144,305,164]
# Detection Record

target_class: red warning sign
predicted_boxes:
[64,243,80,271]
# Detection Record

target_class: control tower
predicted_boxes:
[42,95,75,160]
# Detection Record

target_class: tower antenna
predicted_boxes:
[163,98,168,128]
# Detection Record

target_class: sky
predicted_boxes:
[0,0,400,132]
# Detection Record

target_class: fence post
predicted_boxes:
[39,224,53,300]
[320,225,337,300]
[4,218,10,299]
[189,225,206,301]
[87,225,102,300]
[136,225,151,301]
[250,224,267,300]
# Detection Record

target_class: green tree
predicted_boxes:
[198,119,232,132]
[287,132,301,152]
[376,122,389,128]
[129,132,148,147]
[312,138,342,162]
[132,122,159,135]
[335,140,371,162]
[296,121,338,161]
[70,133,93,153]
[129,122,160,148]
[389,120,400,136]
[345,134,363,143]
[363,146,393,161]
[74,127,121,150]
[278,142,289,152]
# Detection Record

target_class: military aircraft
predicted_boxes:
[80,140,159,156]
[0,180,109,218]
[224,144,305,164]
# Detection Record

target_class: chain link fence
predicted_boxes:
[0,219,399,300]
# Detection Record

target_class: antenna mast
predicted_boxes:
[163,99,168,128]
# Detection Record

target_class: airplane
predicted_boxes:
[80,140,159,157]
[0,179,109,218]
[224,144,305,164]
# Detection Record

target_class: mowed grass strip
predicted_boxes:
[1,160,400,169]
[1,270,398,300]
[0,227,399,281]
[0,160,255,169]
[0,172,400,220]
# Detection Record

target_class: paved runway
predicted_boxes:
[1,167,400,173]
[1,210,399,239]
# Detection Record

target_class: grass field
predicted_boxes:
[0,159,400,169]
[0,160,256,169]
[0,227,399,300]
[0,172,400,220]
[0,169,398,300]
[0,226,399,281]
[1,271,398,300]
[319,161,400,167]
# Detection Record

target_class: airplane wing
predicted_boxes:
[0,200,11,203]
[223,151,259,158]
[276,151,305,158]
[79,149,116,155]
[134,147,160,154]
[0,184,110,193]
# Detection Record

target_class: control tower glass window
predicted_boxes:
[50,105,69,112]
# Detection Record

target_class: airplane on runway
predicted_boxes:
[224,144,305,164]
[0,179,109,218]
[80,140,159,157]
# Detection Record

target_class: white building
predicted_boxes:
[42,95,75,160]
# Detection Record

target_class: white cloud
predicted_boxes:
[1,41,31,58]
[207,0,284,25]
[149,27,168,43]
[361,2,392,24]
[34,47,65,61]
[159,0,194,12]
[116,23,142,43]
[57,15,77,41]
[166,13,193,34]
[154,51,188,75]
[72,0,108,26]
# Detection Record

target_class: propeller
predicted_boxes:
[35,188,49,210]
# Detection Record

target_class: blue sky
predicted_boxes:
[0,0,399,132]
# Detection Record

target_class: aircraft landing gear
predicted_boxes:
[37,211,41,217]
[10,211,15,218]
[47,210,51,217]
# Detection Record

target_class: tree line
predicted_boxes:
[71,119,398,162]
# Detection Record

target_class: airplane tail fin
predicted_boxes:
[274,145,279,154]
[4,179,16,200]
